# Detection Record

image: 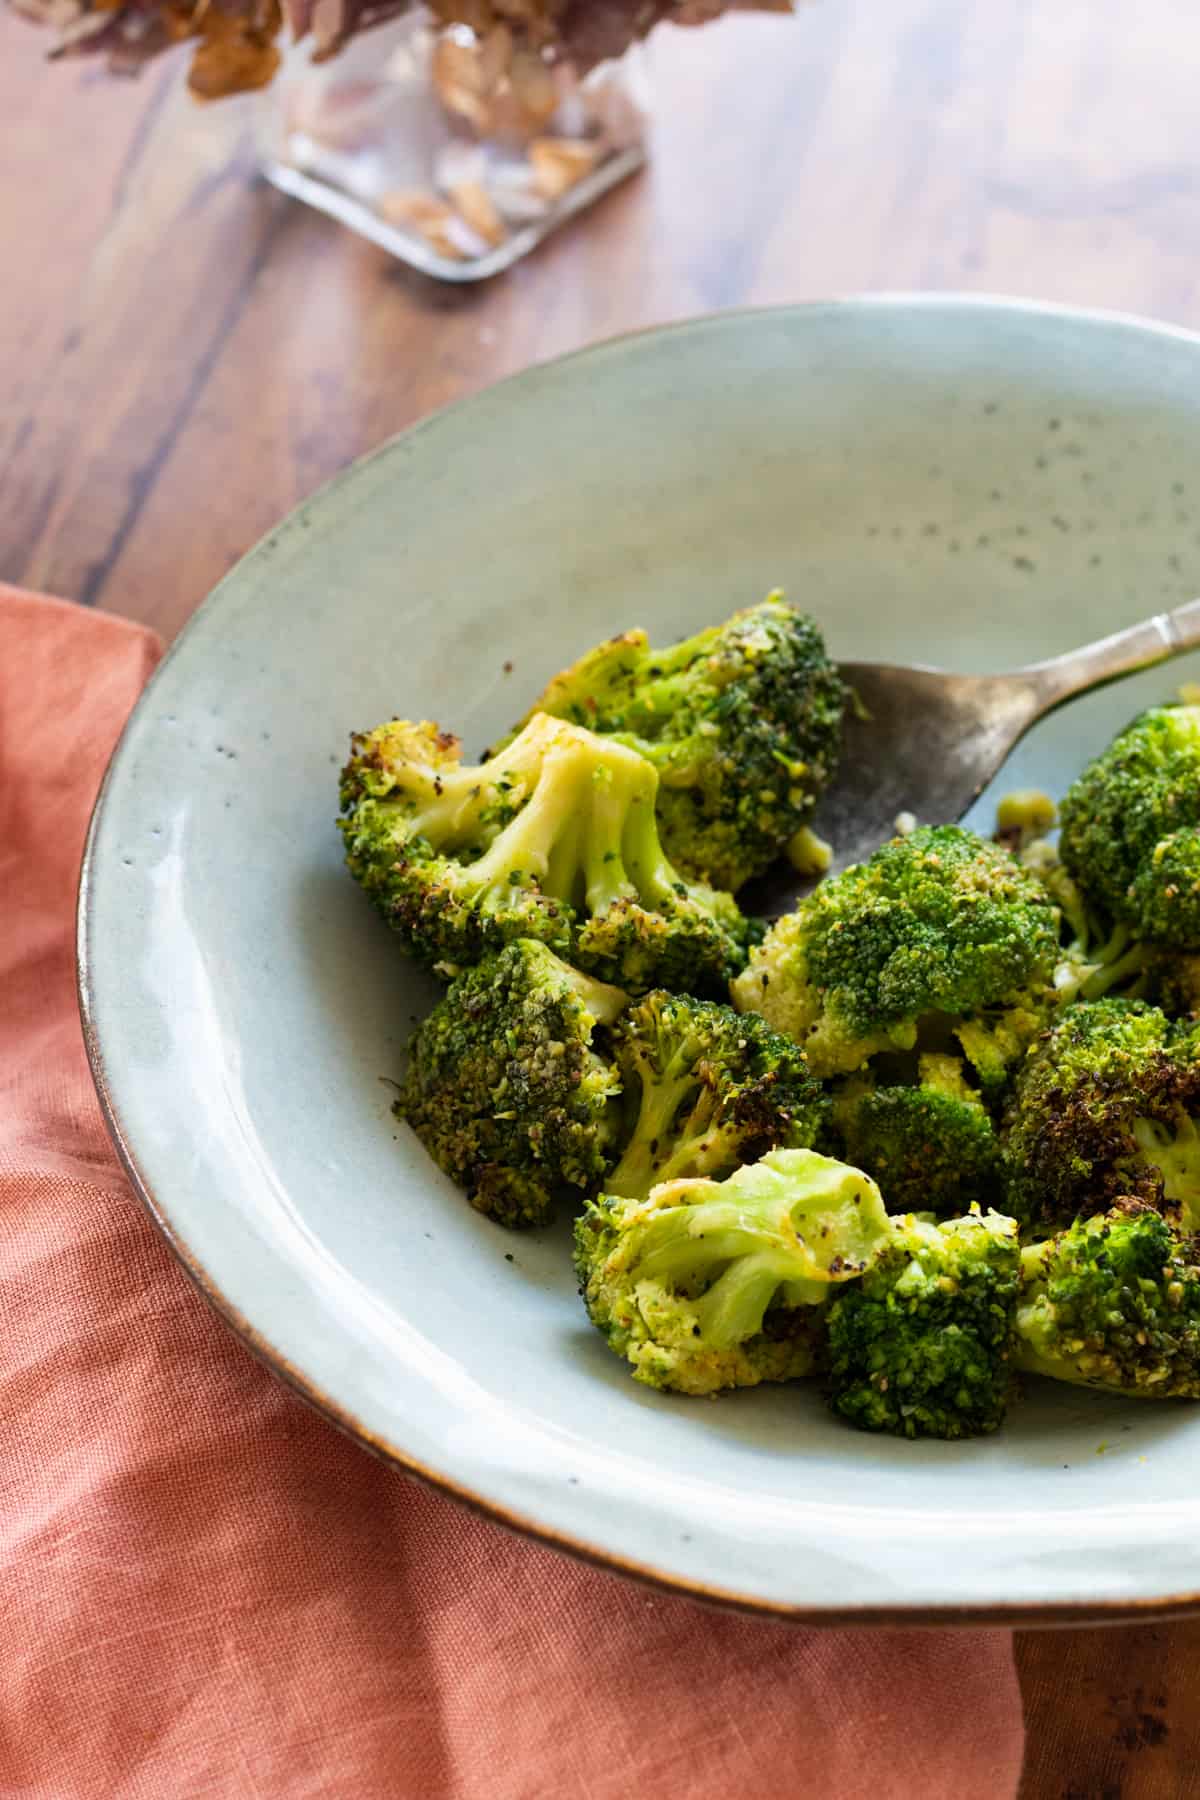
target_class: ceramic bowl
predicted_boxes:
[81,298,1200,1621]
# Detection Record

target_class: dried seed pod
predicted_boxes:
[528,134,598,196]
[448,178,507,246]
[189,31,281,97]
[508,45,557,124]
[13,0,793,99]
[475,20,513,86]
[377,187,484,258]
[431,35,492,128]
[429,0,493,31]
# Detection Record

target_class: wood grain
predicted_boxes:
[6,2,1200,1791]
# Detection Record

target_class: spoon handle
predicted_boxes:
[1017,596,1200,714]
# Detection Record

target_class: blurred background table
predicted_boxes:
[4,0,1200,1790]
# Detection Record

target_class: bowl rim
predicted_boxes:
[78,291,1200,1627]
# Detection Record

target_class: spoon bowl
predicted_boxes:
[751,597,1200,914]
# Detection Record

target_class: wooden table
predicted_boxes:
[6,1,1200,1789]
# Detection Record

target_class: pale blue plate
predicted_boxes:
[80,298,1200,1622]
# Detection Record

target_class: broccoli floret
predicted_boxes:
[832,1053,1006,1215]
[1004,999,1200,1234]
[1016,1203,1200,1397]
[574,1148,892,1396]
[339,712,752,995]
[605,992,829,1201]
[1059,705,1200,948]
[731,825,1060,1082]
[397,939,627,1227]
[825,1209,1021,1438]
[501,596,847,892]
[1148,950,1200,1021]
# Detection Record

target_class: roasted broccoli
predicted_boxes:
[831,1052,1006,1215]
[605,991,829,1202]
[1148,951,1200,1021]
[1016,1203,1200,1397]
[825,1208,1021,1438]
[575,1148,892,1395]
[397,939,628,1227]
[1004,999,1200,1235]
[1059,705,1200,948]
[500,596,847,892]
[732,825,1060,1084]
[339,711,752,995]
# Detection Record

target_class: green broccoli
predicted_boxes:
[339,711,753,995]
[1008,831,1153,1007]
[825,1208,1021,1438]
[1016,1203,1200,1397]
[1003,999,1200,1235]
[396,939,628,1227]
[731,825,1060,1084]
[574,1148,892,1396]
[500,595,846,892]
[1059,705,1200,948]
[832,1052,1007,1215]
[605,991,829,1202]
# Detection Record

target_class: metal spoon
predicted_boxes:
[752,597,1200,914]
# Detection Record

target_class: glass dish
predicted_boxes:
[258,10,649,281]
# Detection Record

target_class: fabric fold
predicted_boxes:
[0,585,1024,1800]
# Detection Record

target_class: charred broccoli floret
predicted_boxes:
[1148,951,1200,1021]
[605,991,829,1202]
[832,1053,1006,1215]
[732,825,1060,1083]
[574,1149,891,1395]
[1059,705,1200,948]
[1004,999,1200,1235]
[1016,1203,1200,1397]
[339,712,752,995]
[825,1208,1021,1438]
[501,596,847,892]
[397,939,627,1227]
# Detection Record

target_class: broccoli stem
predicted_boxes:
[468,755,586,899]
[605,1012,727,1199]
[632,1203,802,1279]
[583,749,650,914]
[619,1207,834,1349]
[607,1068,691,1199]
[1077,928,1151,1001]
[618,1154,887,1290]
[620,785,684,911]
[397,715,557,847]
[558,961,629,1027]
[685,1251,813,1348]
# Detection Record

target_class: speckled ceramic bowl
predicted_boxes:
[80,298,1200,1622]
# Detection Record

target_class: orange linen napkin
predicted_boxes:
[1,586,1026,1800]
